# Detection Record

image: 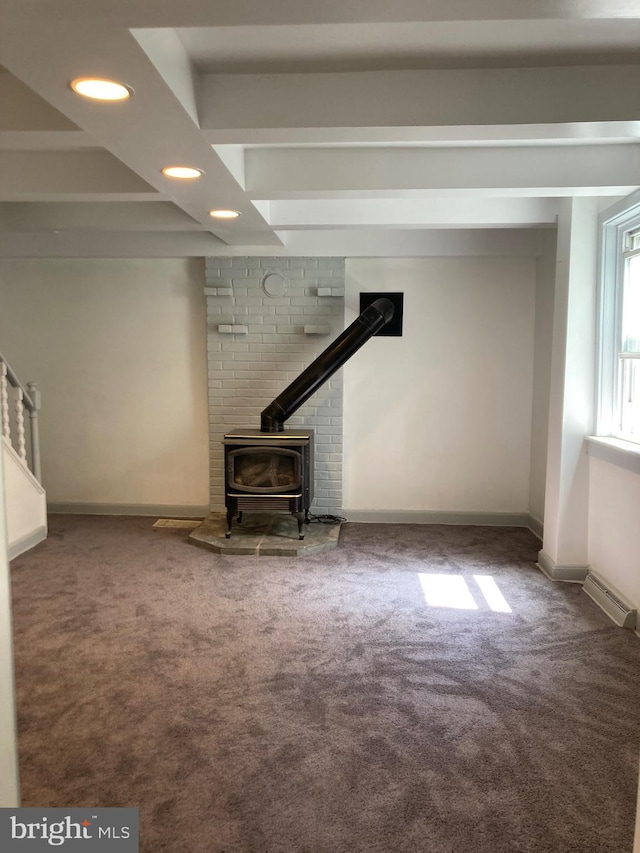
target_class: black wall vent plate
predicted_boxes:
[359,292,404,336]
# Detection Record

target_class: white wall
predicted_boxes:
[0,259,209,512]
[588,456,640,610]
[343,257,536,515]
[529,230,556,527]
[540,198,598,573]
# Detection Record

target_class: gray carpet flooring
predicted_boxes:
[9,515,640,853]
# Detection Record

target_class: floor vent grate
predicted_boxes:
[583,572,637,629]
[153,519,202,530]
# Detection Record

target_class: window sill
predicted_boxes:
[586,436,640,475]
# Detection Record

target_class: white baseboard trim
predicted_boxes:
[47,502,209,518]
[537,549,589,583]
[9,524,47,561]
[343,510,534,528]
[527,514,544,540]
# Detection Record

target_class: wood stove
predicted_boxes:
[224,428,313,539]
[223,297,394,540]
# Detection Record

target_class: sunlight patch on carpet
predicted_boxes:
[419,574,478,610]
[473,575,512,613]
[418,573,512,613]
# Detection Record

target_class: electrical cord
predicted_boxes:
[307,513,346,525]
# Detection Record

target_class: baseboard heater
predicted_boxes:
[582,572,637,629]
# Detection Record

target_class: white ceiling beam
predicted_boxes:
[208,227,283,248]
[264,198,561,229]
[130,28,200,126]
[0,230,226,258]
[180,20,640,76]
[274,228,546,258]
[1,0,636,28]
[199,66,640,133]
[0,229,281,257]
[245,144,640,197]
[208,121,640,147]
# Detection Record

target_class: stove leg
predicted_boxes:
[225,508,234,538]
[295,512,305,540]
[237,511,243,524]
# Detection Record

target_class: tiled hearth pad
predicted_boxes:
[189,512,342,556]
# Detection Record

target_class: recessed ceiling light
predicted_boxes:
[162,166,204,180]
[209,209,241,219]
[70,78,133,101]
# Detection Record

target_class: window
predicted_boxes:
[598,195,640,443]
[619,230,640,438]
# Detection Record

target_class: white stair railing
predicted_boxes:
[0,353,41,482]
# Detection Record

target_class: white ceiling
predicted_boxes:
[0,0,639,258]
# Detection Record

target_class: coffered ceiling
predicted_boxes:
[0,0,639,258]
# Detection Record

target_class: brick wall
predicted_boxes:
[205,257,345,514]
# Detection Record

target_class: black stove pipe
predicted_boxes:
[260,297,395,432]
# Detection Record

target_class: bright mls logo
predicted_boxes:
[0,808,138,851]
